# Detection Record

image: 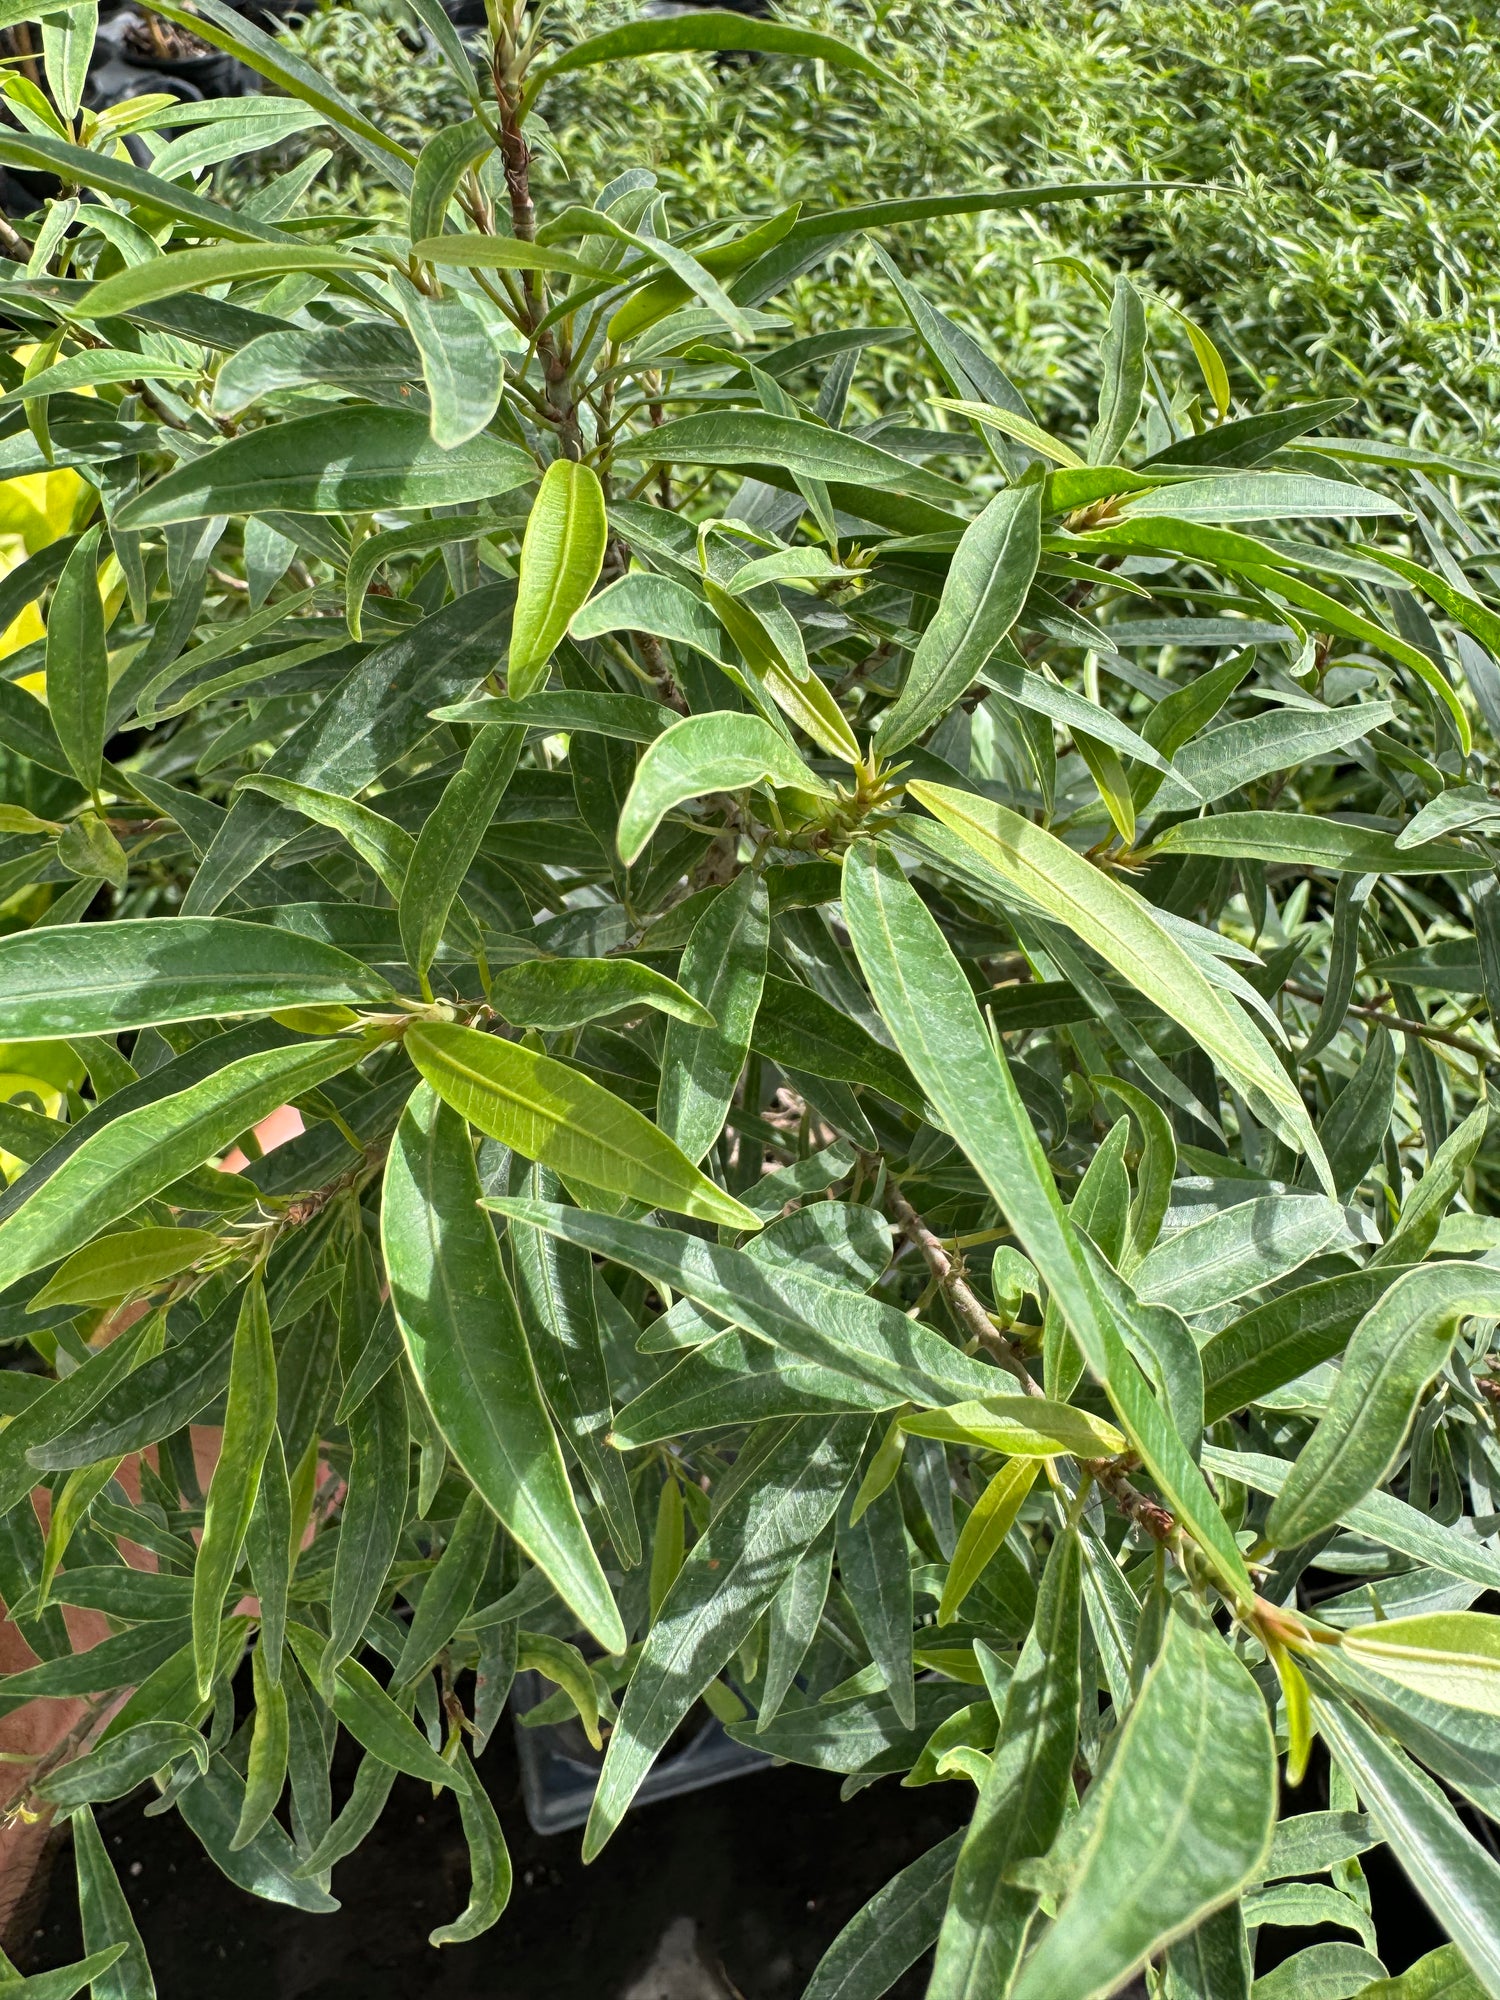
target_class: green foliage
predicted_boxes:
[1,5,1500,1996]
[272,0,1500,448]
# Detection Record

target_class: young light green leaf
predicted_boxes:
[381,1084,625,1652]
[906,785,1328,1180]
[404,1021,759,1229]
[1340,1612,1500,1717]
[29,1228,219,1309]
[509,460,609,698]
[937,1459,1040,1626]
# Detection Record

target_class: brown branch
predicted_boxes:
[1287,982,1492,1062]
[887,1180,1175,1543]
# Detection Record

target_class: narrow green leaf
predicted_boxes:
[658,868,768,1166]
[840,841,1253,1603]
[72,1804,154,2000]
[0,917,392,1039]
[45,524,107,799]
[509,461,609,698]
[616,712,830,865]
[876,483,1042,755]
[116,410,534,528]
[193,1276,276,1699]
[907,786,1328,1178]
[1266,1264,1500,1545]
[405,1020,759,1229]
[929,1530,1081,1999]
[429,1746,510,1945]
[398,723,522,985]
[381,1084,625,1652]
[1010,1614,1276,2000]
[582,1415,869,1860]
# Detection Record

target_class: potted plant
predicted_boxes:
[0,6,1495,1996]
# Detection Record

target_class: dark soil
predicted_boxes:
[19,1724,972,1999]
[17,1722,1446,1996]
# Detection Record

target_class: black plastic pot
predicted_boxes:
[512,1669,771,1835]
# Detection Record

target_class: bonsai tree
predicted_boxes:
[0,5,1495,1995]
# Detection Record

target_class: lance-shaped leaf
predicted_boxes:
[1340,1611,1500,1717]
[176,1751,340,1915]
[906,786,1328,1180]
[193,1278,276,1698]
[929,1530,1081,1999]
[401,289,502,449]
[618,412,966,507]
[29,1228,219,1309]
[78,244,383,321]
[429,1746,511,1946]
[803,1832,965,2000]
[1010,1613,1276,2000]
[569,571,734,666]
[658,868,768,1166]
[0,1037,365,1297]
[1130,1195,1350,1316]
[1266,1264,1500,1545]
[323,1234,409,1684]
[73,1803,154,2000]
[488,957,712,1032]
[840,841,1253,1602]
[398,723,523,986]
[1149,811,1487,876]
[392,1484,496,1688]
[582,1414,869,1860]
[30,1287,240,1471]
[485,1197,1001,1409]
[527,10,901,98]
[381,1084,625,1652]
[0,917,392,1039]
[116,409,534,528]
[404,1021,759,1229]
[1200,1267,1406,1426]
[875,482,1042,754]
[616,712,832,865]
[1312,1690,1500,1997]
[284,1624,454,1787]
[45,524,107,800]
[508,460,608,698]
[1203,1444,1500,1593]
[508,1163,640,1569]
